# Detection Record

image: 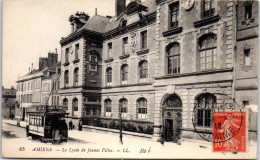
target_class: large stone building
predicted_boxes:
[151,0,238,142]
[58,0,258,142]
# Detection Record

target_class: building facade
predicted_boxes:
[58,0,258,142]
[17,0,258,143]
[235,0,258,140]
[16,52,58,121]
[100,0,157,134]
[152,0,237,142]
[59,12,106,127]
[2,86,16,119]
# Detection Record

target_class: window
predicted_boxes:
[121,64,128,85]
[65,48,69,63]
[64,70,69,87]
[74,68,79,86]
[141,30,147,49]
[119,98,128,118]
[104,99,112,117]
[167,43,180,74]
[122,37,128,55]
[107,43,112,58]
[139,60,148,82]
[244,2,252,20]
[169,2,179,29]
[106,67,112,86]
[196,93,216,127]
[89,55,98,72]
[137,98,147,119]
[72,98,78,112]
[198,34,217,70]
[63,98,68,110]
[75,44,79,60]
[244,49,251,66]
[202,0,215,18]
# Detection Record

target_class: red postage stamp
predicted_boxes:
[213,111,246,152]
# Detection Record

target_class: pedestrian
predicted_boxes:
[78,120,82,131]
[69,120,73,130]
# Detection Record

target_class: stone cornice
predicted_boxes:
[194,15,220,28]
[60,29,103,46]
[162,27,183,37]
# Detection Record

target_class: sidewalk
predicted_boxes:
[2,119,257,158]
[2,119,210,148]
[2,119,27,128]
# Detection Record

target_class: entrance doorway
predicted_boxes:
[162,94,182,143]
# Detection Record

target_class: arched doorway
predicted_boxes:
[162,94,182,143]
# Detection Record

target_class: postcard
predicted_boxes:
[2,0,258,159]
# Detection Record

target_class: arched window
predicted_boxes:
[198,33,217,70]
[104,99,112,117]
[137,98,147,119]
[119,98,128,118]
[139,60,148,82]
[64,70,69,87]
[121,64,128,85]
[72,98,78,112]
[106,67,112,86]
[196,93,216,127]
[244,2,253,20]
[63,98,68,111]
[167,43,180,74]
[74,68,79,86]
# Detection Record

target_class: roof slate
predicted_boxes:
[64,0,156,38]
[104,0,156,33]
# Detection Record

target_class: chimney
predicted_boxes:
[115,0,126,17]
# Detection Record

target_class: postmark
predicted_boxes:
[213,111,246,152]
[192,93,244,144]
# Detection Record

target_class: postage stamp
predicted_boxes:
[213,111,247,153]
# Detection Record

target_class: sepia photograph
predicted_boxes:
[1,0,259,159]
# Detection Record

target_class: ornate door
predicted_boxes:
[172,109,182,143]
[164,110,174,141]
[163,94,183,143]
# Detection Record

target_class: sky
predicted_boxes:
[2,0,135,89]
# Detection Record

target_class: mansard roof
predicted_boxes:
[61,0,156,43]
[104,0,156,33]
[76,14,111,34]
